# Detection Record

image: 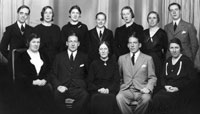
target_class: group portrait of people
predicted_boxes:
[0,2,199,114]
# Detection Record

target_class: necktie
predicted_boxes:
[131,53,135,65]
[70,52,74,62]
[21,25,25,33]
[99,30,103,38]
[174,23,177,31]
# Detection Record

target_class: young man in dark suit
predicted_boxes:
[114,6,145,59]
[50,33,89,114]
[164,2,199,61]
[88,12,114,64]
[0,5,33,85]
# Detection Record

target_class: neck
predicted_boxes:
[126,19,134,27]
[100,57,109,62]
[42,21,52,26]
[28,49,38,54]
[149,25,159,30]
[70,21,79,25]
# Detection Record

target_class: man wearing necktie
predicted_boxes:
[88,12,114,65]
[116,35,157,114]
[0,5,33,92]
[164,2,199,62]
[51,33,89,114]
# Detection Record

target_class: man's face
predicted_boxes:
[96,14,106,28]
[44,8,53,23]
[66,35,80,52]
[169,4,181,20]
[127,36,141,53]
[122,9,133,24]
[17,8,29,23]
[70,9,80,22]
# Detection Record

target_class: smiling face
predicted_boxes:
[127,36,141,53]
[96,14,106,29]
[66,35,80,52]
[17,8,29,24]
[148,13,158,27]
[43,8,53,23]
[29,38,40,52]
[169,43,181,58]
[99,43,109,59]
[70,8,80,22]
[122,9,133,24]
[169,4,181,20]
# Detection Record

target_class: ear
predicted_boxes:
[66,41,68,46]
[139,43,142,48]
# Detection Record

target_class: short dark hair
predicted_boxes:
[169,38,183,51]
[128,34,141,44]
[67,33,79,41]
[26,33,40,47]
[17,5,30,15]
[40,6,54,21]
[168,2,181,11]
[69,5,81,14]
[147,11,160,23]
[98,41,112,57]
[96,12,107,20]
[121,6,135,19]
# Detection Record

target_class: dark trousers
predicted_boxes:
[54,87,89,114]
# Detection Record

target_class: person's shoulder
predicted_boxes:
[61,22,70,30]
[141,52,152,59]
[180,20,195,28]
[105,28,113,33]
[116,24,126,30]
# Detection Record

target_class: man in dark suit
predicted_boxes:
[114,6,144,59]
[164,2,199,61]
[116,35,157,114]
[50,33,89,114]
[0,5,33,84]
[88,12,114,64]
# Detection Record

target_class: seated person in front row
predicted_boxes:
[149,38,196,114]
[87,41,120,114]
[50,33,89,114]
[15,33,54,114]
[116,35,157,114]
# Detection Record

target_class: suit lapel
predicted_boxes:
[168,22,175,35]
[92,28,101,42]
[63,52,72,71]
[174,20,185,35]
[13,22,23,38]
[131,53,145,77]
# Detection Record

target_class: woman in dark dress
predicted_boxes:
[87,41,120,114]
[15,33,54,114]
[143,11,168,91]
[150,38,196,114]
[61,5,88,54]
[34,6,61,65]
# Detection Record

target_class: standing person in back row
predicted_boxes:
[0,5,33,85]
[164,2,199,62]
[114,6,144,59]
[61,5,88,54]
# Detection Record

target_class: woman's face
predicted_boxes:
[99,43,109,59]
[169,43,181,58]
[148,13,158,27]
[70,9,80,22]
[44,8,53,23]
[29,38,40,52]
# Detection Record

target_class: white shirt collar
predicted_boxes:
[173,18,181,25]
[96,27,105,35]
[130,50,140,63]
[17,21,25,29]
[68,50,77,60]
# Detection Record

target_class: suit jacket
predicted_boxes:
[15,50,50,90]
[114,22,144,58]
[164,19,199,61]
[118,52,157,92]
[50,51,88,89]
[0,22,33,59]
[88,27,114,63]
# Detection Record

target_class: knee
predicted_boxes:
[116,92,124,102]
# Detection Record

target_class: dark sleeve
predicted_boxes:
[0,26,11,59]
[108,61,120,94]
[60,26,67,51]
[162,30,168,60]
[109,30,114,56]
[49,55,61,89]
[87,62,99,92]
[114,28,120,58]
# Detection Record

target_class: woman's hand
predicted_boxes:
[98,88,109,94]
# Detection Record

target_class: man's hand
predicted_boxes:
[57,86,68,93]
[140,88,150,94]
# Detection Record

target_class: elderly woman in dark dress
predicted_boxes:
[150,38,196,114]
[87,41,120,114]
